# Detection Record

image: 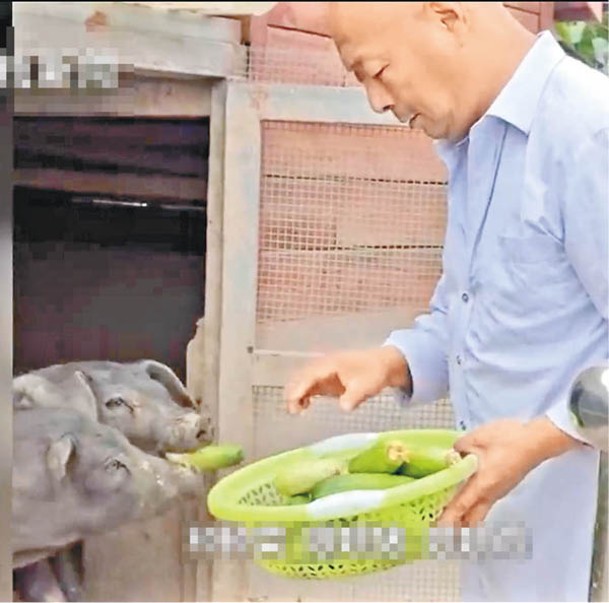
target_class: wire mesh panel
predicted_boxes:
[256,121,447,353]
[248,39,352,87]
[252,388,455,462]
[244,118,460,601]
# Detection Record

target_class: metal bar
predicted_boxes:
[591,452,608,602]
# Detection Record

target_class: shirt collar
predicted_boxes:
[485,30,565,135]
[433,31,566,170]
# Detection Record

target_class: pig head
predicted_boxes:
[13,405,205,569]
[13,360,213,454]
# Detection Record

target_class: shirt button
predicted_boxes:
[462,292,469,303]
[456,355,462,365]
[459,420,467,430]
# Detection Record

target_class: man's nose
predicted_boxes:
[365,80,393,114]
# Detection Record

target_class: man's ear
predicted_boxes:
[426,2,466,33]
[46,434,75,484]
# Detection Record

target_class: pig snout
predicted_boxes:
[131,453,205,518]
[162,412,214,453]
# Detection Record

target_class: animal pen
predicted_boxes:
[12,2,606,602]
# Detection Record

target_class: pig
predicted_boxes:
[12,359,215,601]
[13,359,213,455]
[12,405,205,572]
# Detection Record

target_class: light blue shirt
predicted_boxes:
[385,31,608,601]
[386,30,608,441]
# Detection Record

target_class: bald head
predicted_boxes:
[324,2,536,141]
[329,2,422,58]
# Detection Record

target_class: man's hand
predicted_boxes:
[284,346,410,414]
[437,417,583,527]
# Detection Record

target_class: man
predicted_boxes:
[284,3,608,601]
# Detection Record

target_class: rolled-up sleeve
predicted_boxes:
[546,127,609,445]
[383,273,450,406]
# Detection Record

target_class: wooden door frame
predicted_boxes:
[212,80,414,602]
[11,3,241,601]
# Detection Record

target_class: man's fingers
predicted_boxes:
[462,500,491,528]
[436,477,481,527]
[285,363,346,414]
[338,377,376,411]
[285,378,313,414]
[453,432,481,454]
[285,364,326,414]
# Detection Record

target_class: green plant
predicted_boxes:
[555,12,609,74]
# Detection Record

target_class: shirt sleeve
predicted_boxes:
[383,273,450,406]
[546,127,609,445]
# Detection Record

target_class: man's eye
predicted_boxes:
[374,66,387,79]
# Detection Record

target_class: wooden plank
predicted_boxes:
[503,2,541,14]
[539,1,555,29]
[507,7,540,33]
[264,2,332,36]
[13,10,247,80]
[232,81,419,127]
[553,1,602,22]
[210,80,262,603]
[249,5,329,48]
[253,306,428,374]
[83,507,184,602]
[15,117,208,148]
[14,76,213,117]
[256,4,546,38]
[14,168,207,202]
[119,2,276,17]
[260,179,447,249]
[251,349,322,387]
[0,84,12,603]
[15,141,207,178]
[14,2,242,44]
[256,248,442,325]
[262,125,447,183]
[195,80,228,603]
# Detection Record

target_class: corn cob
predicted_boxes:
[348,440,409,474]
[397,446,461,478]
[274,458,346,497]
[311,473,416,500]
[283,493,312,505]
[166,444,243,471]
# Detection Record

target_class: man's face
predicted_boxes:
[329,2,468,141]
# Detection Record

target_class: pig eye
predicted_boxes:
[105,458,128,473]
[105,397,133,413]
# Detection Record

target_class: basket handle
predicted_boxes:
[307,432,380,456]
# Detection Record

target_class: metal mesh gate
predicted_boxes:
[244,116,461,600]
[257,121,447,326]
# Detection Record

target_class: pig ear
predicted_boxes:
[139,360,197,409]
[12,374,51,409]
[46,434,75,484]
[12,375,35,409]
[73,370,100,420]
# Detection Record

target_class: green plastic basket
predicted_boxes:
[207,429,477,580]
